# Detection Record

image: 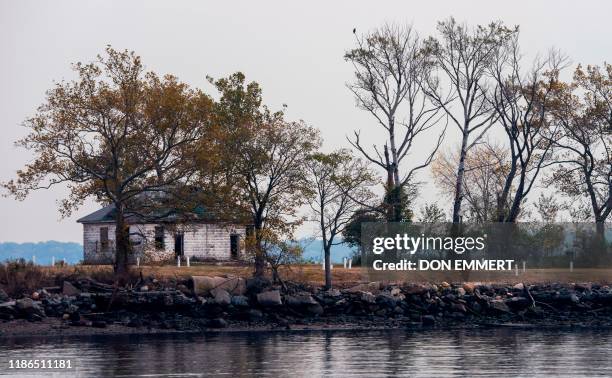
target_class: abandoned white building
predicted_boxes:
[77,204,247,265]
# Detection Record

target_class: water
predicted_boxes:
[1,329,612,377]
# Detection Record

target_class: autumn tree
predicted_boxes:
[345,23,446,222]
[209,73,321,277]
[432,142,511,223]
[425,18,517,223]
[306,149,376,289]
[489,35,566,222]
[548,63,612,236]
[3,47,212,275]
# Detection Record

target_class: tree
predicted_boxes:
[489,35,566,222]
[345,23,446,222]
[3,47,211,275]
[432,142,511,223]
[425,18,517,223]
[306,149,376,289]
[418,203,447,223]
[548,63,612,236]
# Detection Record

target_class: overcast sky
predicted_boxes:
[1,0,611,243]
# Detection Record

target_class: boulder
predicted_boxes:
[246,277,272,295]
[462,283,475,293]
[513,283,524,291]
[359,291,376,304]
[62,281,81,296]
[490,299,511,313]
[456,288,466,296]
[16,298,45,317]
[257,290,282,306]
[248,309,264,321]
[422,315,436,326]
[231,295,249,307]
[346,282,381,294]
[208,318,228,328]
[285,293,318,307]
[192,276,247,296]
[0,288,9,303]
[210,288,231,306]
[306,303,324,316]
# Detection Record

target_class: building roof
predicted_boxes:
[77,204,117,224]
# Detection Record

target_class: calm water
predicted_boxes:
[1,328,612,377]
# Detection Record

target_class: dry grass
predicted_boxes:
[3,262,611,298]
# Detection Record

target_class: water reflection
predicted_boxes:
[1,329,612,377]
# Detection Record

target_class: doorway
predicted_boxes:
[174,232,184,258]
[230,234,240,260]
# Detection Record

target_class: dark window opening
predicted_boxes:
[155,226,165,250]
[100,227,109,249]
[230,234,240,260]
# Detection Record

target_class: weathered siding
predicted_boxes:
[82,222,246,265]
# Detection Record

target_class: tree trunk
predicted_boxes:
[324,244,332,290]
[253,222,265,277]
[114,204,130,277]
[453,132,470,223]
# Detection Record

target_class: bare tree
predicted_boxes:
[345,23,446,221]
[306,150,376,289]
[425,18,517,223]
[548,63,612,236]
[489,36,567,222]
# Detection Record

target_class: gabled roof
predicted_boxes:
[77,204,116,224]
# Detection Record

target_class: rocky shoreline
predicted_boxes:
[2,275,612,338]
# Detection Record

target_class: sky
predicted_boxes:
[1,0,611,243]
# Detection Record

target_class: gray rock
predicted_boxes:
[231,295,249,307]
[257,290,282,306]
[285,293,318,307]
[306,303,324,316]
[208,318,228,328]
[16,298,45,317]
[210,288,231,306]
[248,309,264,320]
[422,315,436,326]
[360,291,376,304]
[570,293,580,303]
[62,281,81,296]
[490,299,511,313]
[0,289,9,303]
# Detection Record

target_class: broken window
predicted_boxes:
[100,227,109,249]
[155,226,165,250]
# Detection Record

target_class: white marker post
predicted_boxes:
[343,257,347,269]
[186,256,190,267]
[348,258,352,269]
[32,256,36,265]
[515,263,519,277]
[570,261,574,272]
[51,257,55,267]
[522,261,526,273]
[63,258,67,266]
[177,256,181,267]
[136,257,140,267]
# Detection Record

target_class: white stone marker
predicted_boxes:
[32,256,36,265]
[186,256,190,267]
[522,261,526,273]
[570,261,574,272]
[343,257,347,269]
[177,257,181,267]
[51,257,55,267]
[515,263,519,276]
[136,257,140,267]
[348,258,352,269]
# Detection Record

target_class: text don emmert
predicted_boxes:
[372,259,515,271]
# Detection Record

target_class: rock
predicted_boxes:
[513,283,524,291]
[246,277,272,295]
[360,291,376,304]
[440,282,451,289]
[208,318,228,328]
[0,289,9,302]
[456,288,466,296]
[62,281,81,296]
[450,303,467,313]
[210,288,231,306]
[325,288,342,297]
[192,276,247,296]
[490,299,511,313]
[248,309,264,321]
[462,283,475,293]
[139,285,149,292]
[31,292,40,300]
[575,283,592,291]
[176,284,190,294]
[346,282,381,294]
[570,293,580,303]
[257,290,282,306]
[231,295,249,307]
[403,284,430,295]
[285,293,318,307]
[306,303,324,316]
[92,321,107,328]
[422,315,436,326]
[16,298,45,317]
[390,287,401,296]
